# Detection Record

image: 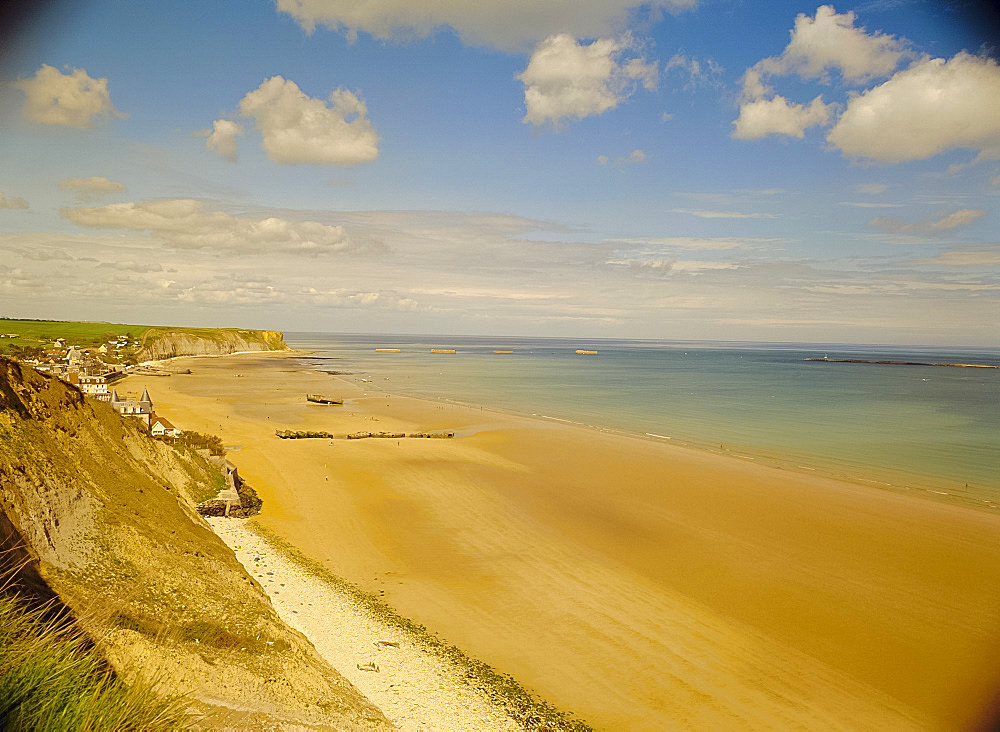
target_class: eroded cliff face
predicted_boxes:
[0,358,388,729]
[136,329,288,361]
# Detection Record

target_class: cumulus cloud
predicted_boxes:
[206,119,243,162]
[14,65,120,128]
[756,5,908,85]
[59,176,126,201]
[827,53,1000,162]
[519,34,657,127]
[732,94,832,140]
[0,194,29,210]
[869,208,986,234]
[733,6,906,141]
[239,76,378,166]
[275,0,696,51]
[62,198,371,255]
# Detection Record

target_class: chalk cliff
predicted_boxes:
[0,357,388,728]
[136,328,289,361]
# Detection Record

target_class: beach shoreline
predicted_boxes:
[120,350,1000,729]
[206,517,527,731]
[294,343,998,513]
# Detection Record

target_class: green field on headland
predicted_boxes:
[0,318,287,361]
[0,317,154,351]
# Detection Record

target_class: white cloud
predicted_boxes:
[606,257,740,276]
[14,65,120,128]
[611,236,752,250]
[607,257,675,275]
[760,5,909,84]
[239,76,378,166]
[299,287,423,311]
[59,176,126,201]
[601,149,647,166]
[732,6,906,143]
[916,249,1000,267]
[518,34,657,128]
[0,194,29,210]
[827,53,1000,163]
[206,119,243,162]
[61,198,373,255]
[869,208,986,234]
[275,0,696,52]
[97,260,163,273]
[732,94,832,139]
[664,54,723,90]
[670,208,777,219]
[856,183,888,194]
[671,260,740,272]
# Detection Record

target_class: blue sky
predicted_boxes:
[0,0,998,345]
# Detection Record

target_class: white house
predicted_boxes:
[150,414,181,438]
[78,372,125,401]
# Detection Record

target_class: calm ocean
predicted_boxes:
[287,333,1000,509]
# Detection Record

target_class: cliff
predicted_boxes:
[0,358,388,729]
[137,328,289,361]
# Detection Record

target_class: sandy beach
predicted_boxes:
[124,352,1000,729]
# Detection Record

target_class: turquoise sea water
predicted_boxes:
[287,333,1000,509]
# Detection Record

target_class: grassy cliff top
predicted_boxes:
[0,318,285,356]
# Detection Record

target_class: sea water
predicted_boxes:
[287,333,1000,508]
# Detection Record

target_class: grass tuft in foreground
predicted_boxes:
[0,593,192,731]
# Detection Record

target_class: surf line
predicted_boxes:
[534,414,580,424]
[645,433,672,440]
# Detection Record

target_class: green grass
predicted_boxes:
[251,524,592,731]
[0,318,286,356]
[0,319,153,352]
[0,593,192,730]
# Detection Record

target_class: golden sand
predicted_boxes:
[127,352,1000,729]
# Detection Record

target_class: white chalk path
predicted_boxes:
[206,517,520,731]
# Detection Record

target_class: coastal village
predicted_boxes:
[1,328,255,521]
[2,330,183,438]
